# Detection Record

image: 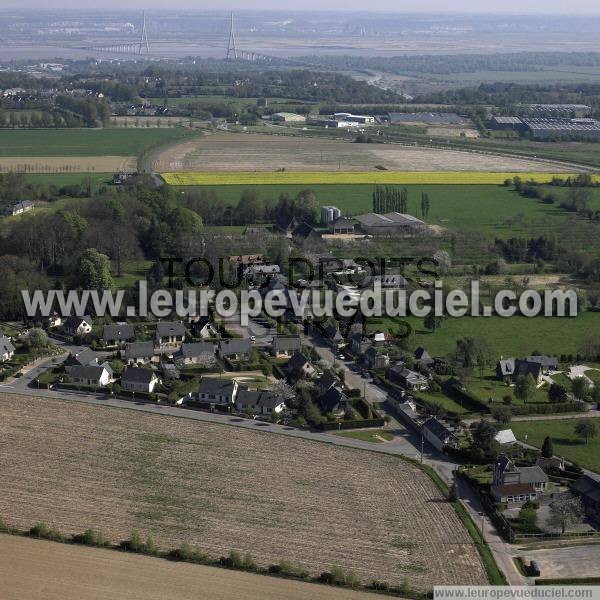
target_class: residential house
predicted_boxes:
[121,367,160,394]
[491,454,549,505]
[218,338,252,362]
[389,364,429,391]
[156,322,186,346]
[526,355,559,374]
[396,399,423,430]
[536,456,566,471]
[363,346,389,370]
[318,386,351,417]
[571,474,600,523]
[102,323,135,346]
[235,390,286,415]
[414,347,435,367]
[323,323,344,348]
[284,351,315,380]
[275,213,298,237]
[64,315,93,337]
[66,363,113,387]
[371,331,394,345]
[124,341,157,365]
[272,335,301,358]
[65,348,98,367]
[174,342,216,366]
[12,201,34,216]
[0,335,15,362]
[496,358,543,384]
[350,332,372,356]
[316,371,337,395]
[189,316,217,339]
[197,378,238,406]
[422,417,459,452]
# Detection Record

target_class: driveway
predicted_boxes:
[523,544,600,580]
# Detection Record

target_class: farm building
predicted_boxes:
[525,104,592,118]
[321,205,341,225]
[272,112,306,124]
[329,217,355,235]
[354,212,427,236]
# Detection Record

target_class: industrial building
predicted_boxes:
[272,112,306,124]
[487,116,527,132]
[354,212,427,236]
[321,205,341,225]
[308,117,359,128]
[333,112,376,125]
[521,117,600,139]
[525,104,592,118]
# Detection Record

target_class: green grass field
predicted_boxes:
[369,312,598,359]
[174,183,598,241]
[511,418,600,472]
[336,429,394,443]
[0,128,196,157]
[23,173,112,187]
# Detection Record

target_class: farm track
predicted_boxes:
[0,393,487,591]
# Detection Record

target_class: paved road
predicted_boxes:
[1,335,529,586]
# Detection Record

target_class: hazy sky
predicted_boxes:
[4,1,600,14]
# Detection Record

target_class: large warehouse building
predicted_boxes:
[520,117,600,139]
[354,212,427,236]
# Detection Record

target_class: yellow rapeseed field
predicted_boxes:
[161,171,592,186]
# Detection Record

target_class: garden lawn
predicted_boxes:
[336,429,394,443]
[511,418,600,473]
[467,372,550,407]
[370,312,599,359]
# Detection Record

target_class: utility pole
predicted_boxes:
[139,11,150,55]
[420,430,424,464]
[226,12,238,60]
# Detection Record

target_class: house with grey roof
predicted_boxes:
[174,342,216,366]
[121,367,160,394]
[124,341,158,365]
[64,315,93,337]
[318,386,351,417]
[66,363,113,387]
[0,335,15,362]
[422,417,459,452]
[284,351,315,380]
[235,389,286,415]
[272,335,301,357]
[190,316,217,339]
[65,348,98,367]
[103,323,135,346]
[496,358,543,384]
[414,347,434,367]
[156,321,186,346]
[363,346,389,370]
[491,454,549,505]
[218,338,252,362]
[389,364,429,391]
[197,378,238,406]
[526,355,559,373]
[316,371,337,395]
[12,201,34,216]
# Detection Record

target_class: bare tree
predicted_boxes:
[549,493,584,534]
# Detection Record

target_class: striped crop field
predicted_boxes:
[160,171,592,186]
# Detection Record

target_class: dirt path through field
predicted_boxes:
[0,534,382,600]
[152,132,559,173]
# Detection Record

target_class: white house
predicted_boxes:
[156,321,186,346]
[0,335,16,362]
[64,315,93,336]
[121,367,160,394]
[197,378,239,406]
[66,363,113,387]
